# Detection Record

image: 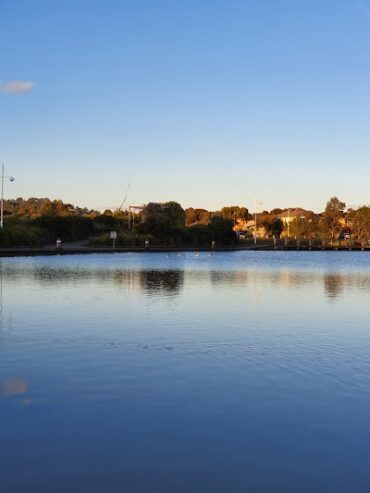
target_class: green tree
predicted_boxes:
[141,202,184,237]
[163,201,185,228]
[349,206,370,244]
[185,208,210,226]
[208,216,236,245]
[259,214,283,237]
[322,197,346,242]
[270,208,283,215]
[219,206,249,223]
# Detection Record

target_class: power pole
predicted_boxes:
[254,196,257,245]
[0,164,15,229]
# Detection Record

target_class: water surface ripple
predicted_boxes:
[0,252,370,493]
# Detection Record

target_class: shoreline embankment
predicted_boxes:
[0,244,369,257]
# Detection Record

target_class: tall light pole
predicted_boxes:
[254,196,257,245]
[254,197,263,245]
[1,164,15,229]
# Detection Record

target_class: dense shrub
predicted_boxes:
[88,232,154,247]
[34,215,94,240]
[0,222,47,247]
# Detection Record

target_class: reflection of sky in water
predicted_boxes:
[0,252,370,493]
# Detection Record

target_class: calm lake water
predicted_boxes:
[1,252,370,493]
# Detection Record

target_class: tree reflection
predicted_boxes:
[324,274,345,300]
[140,270,184,295]
[208,268,370,303]
[1,261,370,303]
[210,271,248,286]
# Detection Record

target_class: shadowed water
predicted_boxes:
[0,252,370,493]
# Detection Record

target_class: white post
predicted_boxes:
[1,164,4,229]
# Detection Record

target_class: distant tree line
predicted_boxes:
[2,197,97,218]
[108,201,237,247]
[0,198,237,247]
[0,196,369,247]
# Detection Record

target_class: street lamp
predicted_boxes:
[1,164,15,229]
[254,197,263,245]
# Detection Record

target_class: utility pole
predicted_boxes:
[1,164,15,229]
[254,196,257,245]
[1,165,4,229]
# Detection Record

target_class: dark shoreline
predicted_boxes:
[0,245,369,257]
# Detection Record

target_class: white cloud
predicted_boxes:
[0,80,34,93]
[354,2,370,15]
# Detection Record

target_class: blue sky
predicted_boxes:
[1,0,369,212]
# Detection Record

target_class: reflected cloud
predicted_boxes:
[1,377,28,397]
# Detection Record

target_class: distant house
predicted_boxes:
[277,208,313,225]
[244,219,267,239]
[233,218,249,232]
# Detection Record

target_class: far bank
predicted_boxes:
[0,243,369,258]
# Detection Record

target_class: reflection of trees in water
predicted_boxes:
[324,274,345,300]
[322,272,370,300]
[140,270,184,295]
[210,271,248,287]
[0,267,3,333]
[2,264,370,302]
[38,268,184,296]
[209,269,370,302]
[210,270,317,289]
[0,266,184,297]
[0,266,13,335]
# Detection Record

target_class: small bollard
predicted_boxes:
[110,231,117,250]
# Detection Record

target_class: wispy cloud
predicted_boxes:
[354,2,370,17]
[0,80,34,94]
